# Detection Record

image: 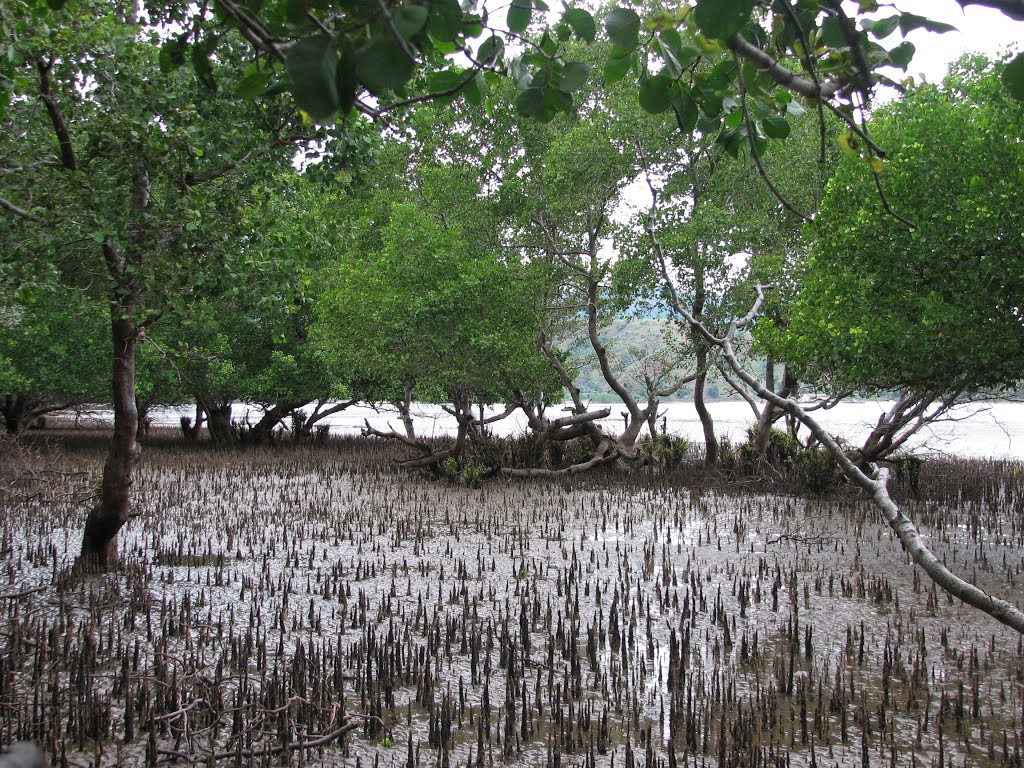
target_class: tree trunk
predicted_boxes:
[135,394,152,442]
[2,394,27,435]
[693,346,717,466]
[244,402,298,444]
[203,399,234,444]
[646,408,659,442]
[753,364,797,461]
[80,314,140,566]
[396,377,416,439]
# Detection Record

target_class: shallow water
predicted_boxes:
[65,398,1024,460]
[1,444,1023,766]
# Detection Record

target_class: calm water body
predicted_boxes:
[121,398,1024,460]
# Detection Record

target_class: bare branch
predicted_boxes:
[500,449,620,478]
[375,64,484,116]
[734,54,811,222]
[0,197,33,220]
[37,59,78,171]
[0,585,46,600]
[214,0,288,61]
[183,149,255,187]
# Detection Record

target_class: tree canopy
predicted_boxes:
[766,55,1024,397]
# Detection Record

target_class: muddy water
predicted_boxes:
[1,443,1022,767]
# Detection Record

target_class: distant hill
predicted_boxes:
[562,317,757,403]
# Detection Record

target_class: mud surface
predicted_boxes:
[2,438,1023,766]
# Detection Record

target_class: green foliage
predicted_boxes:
[0,3,309,417]
[140,0,600,126]
[641,433,689,467]
[595,1,965,160]
[1002,52,1024,101]
[769,56,1024,396]
[312,163,557,409]
[0,281,109,406]
[693,0,753,40]
[739,427,839,493]
[442,455,486,487]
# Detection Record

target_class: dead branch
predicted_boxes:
[0,586,46,600]
[500,449,621,478]
[0,196,34,220]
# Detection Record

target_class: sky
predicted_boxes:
[864,1,1021,82]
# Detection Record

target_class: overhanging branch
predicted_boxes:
[724,33,846,101]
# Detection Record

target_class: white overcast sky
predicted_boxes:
[871,1,1021,81]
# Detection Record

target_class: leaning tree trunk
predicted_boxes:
[693,345,717,466]
[81,314,140,566]
[244,401,299,444]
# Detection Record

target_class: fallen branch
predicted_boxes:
[0,585,46,600]
[500,449,621,478]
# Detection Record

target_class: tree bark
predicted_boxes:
[2,395,28,435]
[693,346,717,466]
[79,164,149,568]
[80,314,140,566]
[753,364,797,461]
[204,399,234,444]
[244,401,300,444]
[395,377,416,439]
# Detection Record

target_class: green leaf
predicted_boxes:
[507,0,532,34]
[393,5,429,39]
[462,14,484,37]
[337,41,358,114]
[693,0,753,40]
[562,8,596,42]
[191,43,218,91]
[46,0,68,9]
[887,41,915,70]
[1002,51,1024,102]
[478,35,504,64]
[286,34,339,120]
[515,87,544,117]
[819,16,846,49]
[863,15,899,40]
[638,74,673,114]
[559,61,591,92]
[428,0,463,41]
[286,0,309,24]
[671,91,698,133]
[463,73,484,106]
[428,68,463,92]
[159,38,188,73]
[762,114,790,139]
[603,51,631,83]
[696,114,720,134]
[605,7,641,50]
[355,36,415,93]
[898,12,957,36]
[235,70,274,98]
